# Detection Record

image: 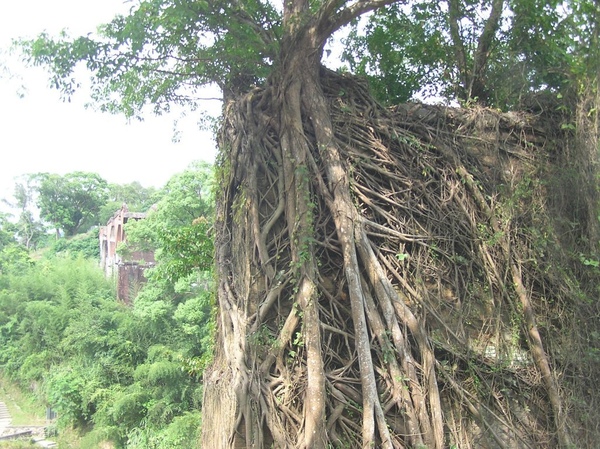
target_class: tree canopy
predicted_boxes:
[342,0,600,107]
[33,171,109,237]
[20,0,599,111]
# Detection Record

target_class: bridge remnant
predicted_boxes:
[99,204,154,303]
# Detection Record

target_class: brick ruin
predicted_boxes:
[99,204,155,303]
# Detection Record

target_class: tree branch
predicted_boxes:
[321,0,405,40]
[230,0,278,47]
[447,0,470,99]
[319,0,347,20]
[472,0,504,81]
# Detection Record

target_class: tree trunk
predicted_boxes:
[447,0,504,105]
[201,5,575,448]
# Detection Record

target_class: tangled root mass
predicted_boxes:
[202,69,600,449]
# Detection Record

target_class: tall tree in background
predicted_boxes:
[2,176,46,249]
[13,181,45,249]
[20,0,600,448]
[34,171,109,237]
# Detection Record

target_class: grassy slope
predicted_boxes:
[0,374,45,426]
[0,374,83,448]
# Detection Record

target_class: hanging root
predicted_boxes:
[203,68,600,448]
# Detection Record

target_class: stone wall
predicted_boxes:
[99,204,154,303]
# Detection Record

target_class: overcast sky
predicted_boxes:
[0,0,220,206]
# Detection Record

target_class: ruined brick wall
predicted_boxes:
[99,204,155,303]
[117,262,152,305]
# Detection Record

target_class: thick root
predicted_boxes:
[202,68,595,448]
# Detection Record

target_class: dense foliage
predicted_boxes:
[0,165,215,448]
[33,171,109,237]
[343,0,600,108]
[123,160,215,283]
[0,213,31,275]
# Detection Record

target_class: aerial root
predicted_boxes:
[205,69,580,448]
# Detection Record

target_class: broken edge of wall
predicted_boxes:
[116,262,154,304]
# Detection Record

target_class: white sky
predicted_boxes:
[0,0,221,206]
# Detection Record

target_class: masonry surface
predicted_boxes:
[99,204,155,303]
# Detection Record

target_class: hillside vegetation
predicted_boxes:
[0,164,215,448]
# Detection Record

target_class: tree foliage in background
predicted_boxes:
[0,213,16,251]
[33,171,109,237]
[3,176,48,249]
[0,212,31,275]
[124,161,214,283]
[0,163,216,449]
[3,173,159,247]
[343,0,599,109]
[99,181,158,225]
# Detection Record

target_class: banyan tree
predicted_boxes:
[24,0,600,447]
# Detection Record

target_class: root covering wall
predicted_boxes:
[202,69,600,449]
